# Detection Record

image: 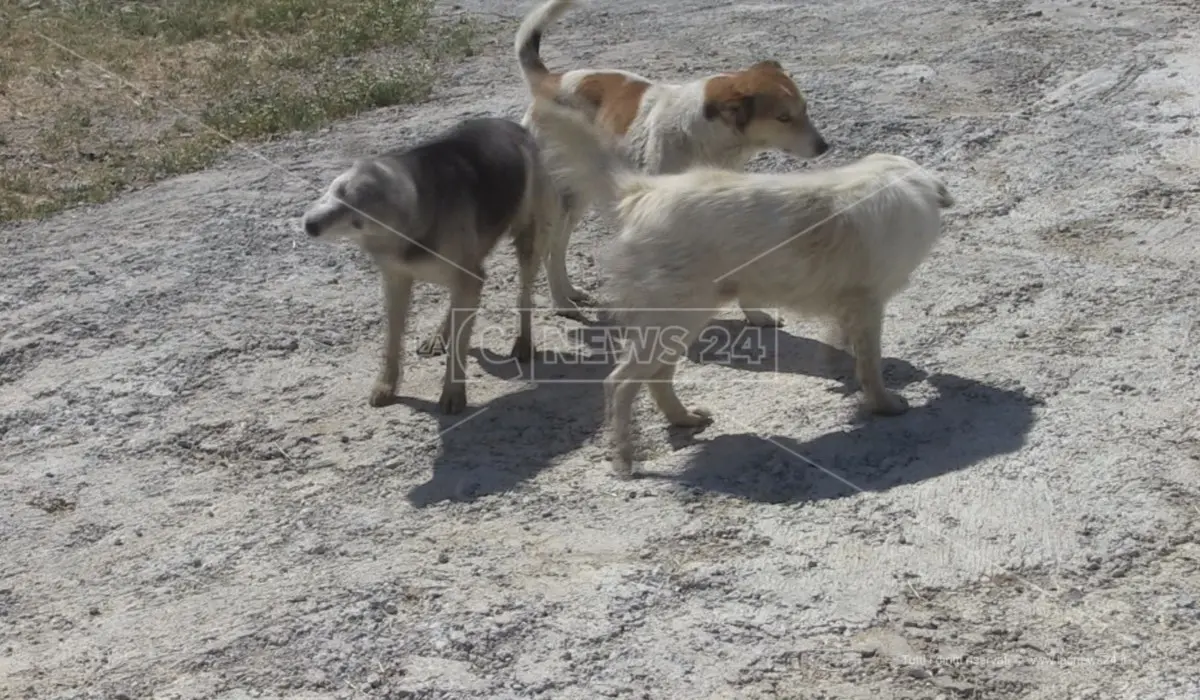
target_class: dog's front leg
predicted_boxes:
[370,269,414,407]
[439,274,483,414]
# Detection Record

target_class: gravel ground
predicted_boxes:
[3,0,1199,698]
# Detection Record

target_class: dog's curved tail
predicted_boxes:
[530,96,647,218]
[515,0,576,92]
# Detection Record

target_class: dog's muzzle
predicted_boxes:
[304,218,321,237]
[815,137,831,156]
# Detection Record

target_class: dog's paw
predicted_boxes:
[611,445,637,480]
[417,335,448,357]
[742,310,785,327]
[510,335,534,363]
[868,390,909,416]
[554,305,589,324]
[568,289,596,306]
[368,382,397,407]
[438,384,468,415]
[670,406,713,428]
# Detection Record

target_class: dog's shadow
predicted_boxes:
[400,316,1033,507]
[572,314,928,394]
[399,345,612,507]
[642,371,1039,503]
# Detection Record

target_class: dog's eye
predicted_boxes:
[777,114,793,123]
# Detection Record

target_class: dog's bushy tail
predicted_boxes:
[514,0,575,92]
[529,96,648,217]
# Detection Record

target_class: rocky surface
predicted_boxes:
[2,0,1198,697]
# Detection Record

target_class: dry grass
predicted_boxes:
[0,0,476,222]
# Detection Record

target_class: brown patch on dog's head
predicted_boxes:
[571,72,651,136]
[702,60,830,158]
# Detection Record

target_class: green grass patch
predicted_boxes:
[0,0,477,223]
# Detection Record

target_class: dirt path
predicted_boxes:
[2,0,1199,698]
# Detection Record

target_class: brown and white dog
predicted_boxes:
[515,0,831,324]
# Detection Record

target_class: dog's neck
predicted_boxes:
[633,81,762,174]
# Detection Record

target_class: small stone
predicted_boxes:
[191,558,202,568]
[437,551,450,564]
[1015,329,1028,338]
[89,606,101,616]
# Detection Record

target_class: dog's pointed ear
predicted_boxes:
[703,94,756,131]
[755,59,783,71]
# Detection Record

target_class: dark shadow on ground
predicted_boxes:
[400,324,1001,507]
[569,316,927,394]
[638,371,1040,504]
[400,346,610,507]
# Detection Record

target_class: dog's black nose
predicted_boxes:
[304,218,320,237]
[816,138,831,156]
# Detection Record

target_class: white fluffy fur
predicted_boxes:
[529,97,955,478]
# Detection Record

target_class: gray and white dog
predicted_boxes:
[301,118,561,414]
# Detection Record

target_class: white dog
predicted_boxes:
[514,0,830,324]
[529,97,955,479]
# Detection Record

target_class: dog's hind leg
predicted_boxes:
[439,271,484,415]
[545,197,592,322]
[842,296,908,415]
[648,361,713,427]
[510,222,543,363]
[603,314,660,478]
[604,354,653,479]
[370,269,415,407]
[603,310,711,478]
[645,310,715,426]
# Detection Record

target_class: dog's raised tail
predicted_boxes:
[530,96,646,214]
[515,0,575,91]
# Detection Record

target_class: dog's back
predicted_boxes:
[387,118,538,245]
[602,153,952,318]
